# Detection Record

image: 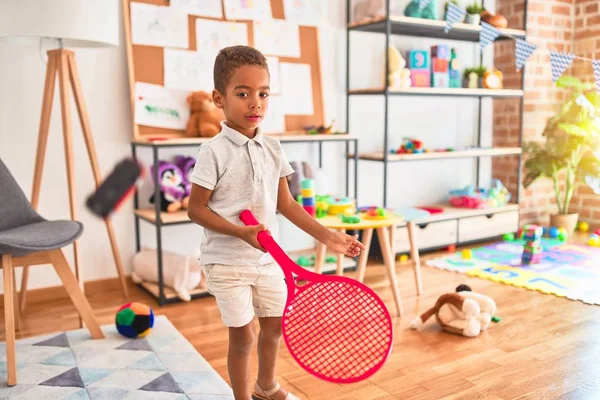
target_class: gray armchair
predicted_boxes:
[0,158,104,386]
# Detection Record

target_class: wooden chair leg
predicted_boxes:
[19,266,29,312]
[336,229,344,276]
[356,228,373,283]
[407,222,423,295]
[12,269,21,332]
[2,254,17,386]
[376,227,403,317]
[48,250,104,339]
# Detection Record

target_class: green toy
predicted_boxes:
[503,233,515,241]
[339,214,361,224]
[404,0,437,19]
[491,316,502,323]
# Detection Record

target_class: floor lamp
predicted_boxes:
[0,0,129,312]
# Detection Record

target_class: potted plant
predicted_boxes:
[523,76,600,234]
[462,66,487,88]
[465,2,483,25]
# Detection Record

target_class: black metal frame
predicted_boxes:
[131,137,359,306]
[346,0,528,209]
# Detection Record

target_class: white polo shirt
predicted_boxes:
[190,121,295,267]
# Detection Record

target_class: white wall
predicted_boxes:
[0,0,492,291]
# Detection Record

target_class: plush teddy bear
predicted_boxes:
[185,90,224,138]
[386,45,411,89]
[352,0,383,22]
[410,284,497,337]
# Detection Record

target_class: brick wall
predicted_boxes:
[492,0,589,225]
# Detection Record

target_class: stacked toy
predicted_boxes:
[301,178,316,217]
[521,224,543,265]
[407,50,430,87]
[449,48,461,88]
[431,45,449,88]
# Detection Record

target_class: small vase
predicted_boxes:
[550,213,579,235]
[466,14,480,25]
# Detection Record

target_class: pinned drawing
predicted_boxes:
[196,19,249,53]
[223,0,272,20]
[135,82,190,130]
[170,0,223,19]
[164,49,216,91]
[253,19,301,58]
[266,56,281,94]
[283,0,323,27]
[130,2,188,48]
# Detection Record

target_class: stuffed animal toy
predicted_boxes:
[185,90,224,138]
[386,45,411,89]
[404,0,437,20]
[352,0,385,22]
[149,161,186,213]
[481,9,508,28]
[174,155,196,209]
[410,284,497,337]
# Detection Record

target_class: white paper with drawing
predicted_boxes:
[135,82,190,130]
[223,0,272,20]
[170,0,223,18]
[283,0,323,26]
[164,49,215,92]
[280,63,314,115]
[253,20,300,58]
[195,19,248,53]
[266,57,281,94]
[261,95,285,133]
[130,2,188,48]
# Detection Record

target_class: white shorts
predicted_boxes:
[203,263,287,328]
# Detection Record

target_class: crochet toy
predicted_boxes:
[174,155,196,209]
[404,0,437,20]
[185,90,224,138]
[352,0,384,22]
[149,161,186,213]
[386,45,411,89]
[410,284,497,337]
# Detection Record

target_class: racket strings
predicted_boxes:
[283,280,392,381]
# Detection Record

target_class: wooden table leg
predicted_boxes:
[336,229,344,275]
[2,255,17,386]
[376,227,403,317]
[356,228,373,283]
[407,222,423,295]
[315,241,326,275]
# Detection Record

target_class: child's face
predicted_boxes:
[213,65,270,137]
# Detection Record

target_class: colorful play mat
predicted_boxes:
[425,238,600,305]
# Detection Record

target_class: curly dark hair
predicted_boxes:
[213,45,268,94]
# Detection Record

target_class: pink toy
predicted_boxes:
[239,210,393,383]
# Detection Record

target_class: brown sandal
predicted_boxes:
[251,381,300,400]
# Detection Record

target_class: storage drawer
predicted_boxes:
[393,220,458,252]
[458,211,519,242]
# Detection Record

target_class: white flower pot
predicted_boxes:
[466,14,480,25]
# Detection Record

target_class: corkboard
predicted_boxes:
[122,0,325,141]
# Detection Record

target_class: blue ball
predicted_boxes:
[549,227,559,238]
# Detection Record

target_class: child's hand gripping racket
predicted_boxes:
[239,210,393,383]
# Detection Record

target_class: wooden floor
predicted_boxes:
[2,245,600,399]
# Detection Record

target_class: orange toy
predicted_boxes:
[185,91,225,138]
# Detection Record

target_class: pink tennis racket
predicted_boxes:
[239,210,393,383]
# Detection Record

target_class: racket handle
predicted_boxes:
[239,210,272,248]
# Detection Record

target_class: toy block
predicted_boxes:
[301,188,315,198]
[302,196,316,206]
[408,50,429,70]
[449,69,461,88]
[411,69,430,87]
[431,45,450,60]
[304,205,316,217]
[432,58,449,73]
[431,72,449,88]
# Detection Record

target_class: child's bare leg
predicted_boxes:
[229,322,256,400]
[256,317,288,399]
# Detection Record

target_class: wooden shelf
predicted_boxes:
[350,147,522,162]
[135,208,191,225]
[348,15,526,42]
[348,87,524,98]
[131,133,358,147]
